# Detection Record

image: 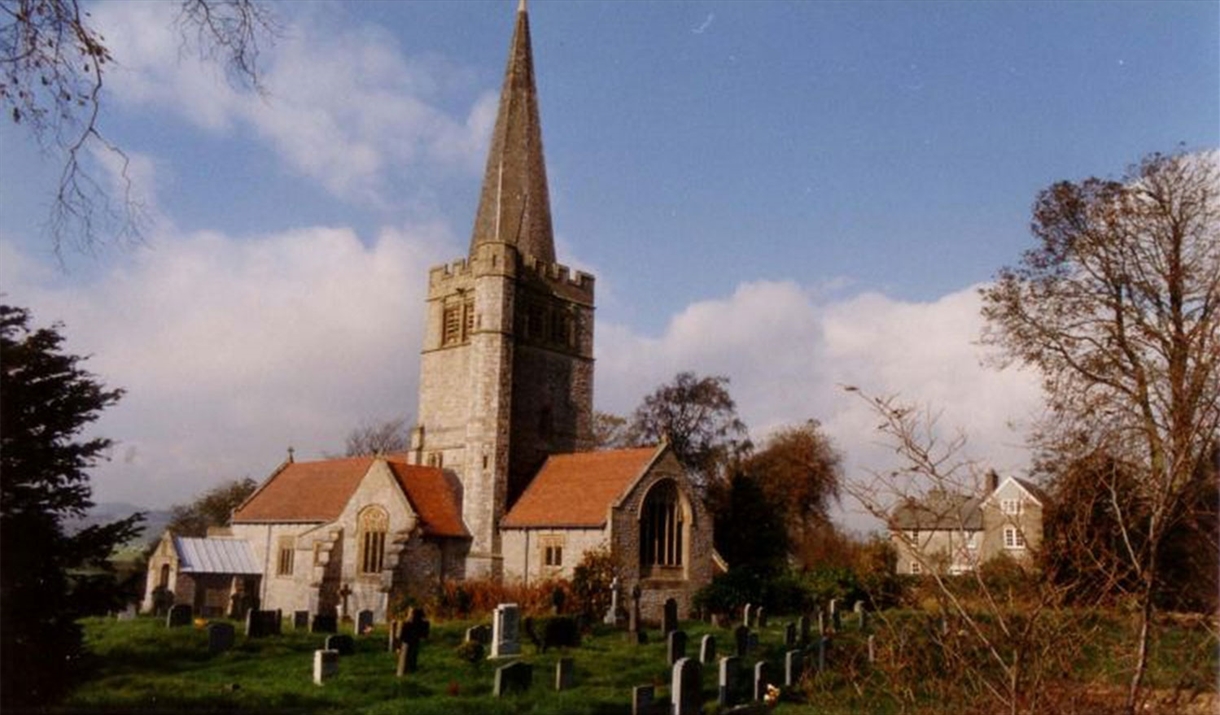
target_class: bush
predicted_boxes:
[570,547,617,621]
[453,639,484,664]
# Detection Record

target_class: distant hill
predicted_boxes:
[65,502,173,549]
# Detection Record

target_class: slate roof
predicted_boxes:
[890,490,984,531]
[174,536,261,574]
[501,446,661,529]
[232,455,467,538]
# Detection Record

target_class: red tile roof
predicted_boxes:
[232,455,467,538]
[501,446,660,529]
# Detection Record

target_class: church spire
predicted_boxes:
[468,0,555,264]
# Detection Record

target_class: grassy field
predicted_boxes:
[57,611,1216,715]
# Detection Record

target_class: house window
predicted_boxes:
[1001,498,1022,515]
[1003,526,1026,550]
[640,480,684,572]
[358,506,389,574]
[910,560,922,575]
[277,537,294,576]
[545,545,563,566]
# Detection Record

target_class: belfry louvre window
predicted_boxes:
[640,480,683,570]
[442,299,474,346]
[358,506,389,574]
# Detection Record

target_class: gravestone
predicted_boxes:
[356,609,374,635]
[756,606,767,628]
[313,649,339,685]
[817,611,826,636]
[491,603,521,658]
[718,656,741,706]
[817,636,828,672]
[661,598,678,636]
[325,634,354,656]
[753,661,770,702]
[784,649,803,687]
[868,634,876,664]
[699,634,716,664]
[632,685,655,715]
[166,603,192,628]
[310,613,337,634]
[494,661,533,696]
[245,609,281,638]
[604,577,622,625]
[742,603,753,628]
[733,625,749,657]
[207,622,235,654]
[671,657,702,715]
[554,656,574,691]
[399,609,429,672]
[830,600,842,632]
[798,615,810,645]
[465,624,491,645]
[388,620,401,653]
[293,610,309,630]
[666,629,687,666]
[783,622,796,647]
[116,604,137,621]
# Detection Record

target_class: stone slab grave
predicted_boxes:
[166,603,192,628]
[627,584,645,645]
[733,625,749,657]
[784,622,797,647]
[491,603,521,658]
[554,656,574,691]
[718,655,741,706]
[666,630,687,666]
[207,622,235,654]
[397,607,430,674]
[310,613,338,634]
[245,609,281,638]
[753,661,770,702]
[293,610,309,630]
[699,634,716,664]
[671,657,702,715]
[632,684,657,715]
[494,660,533,696]
[313,649,338,685]
[742,603,753,628]
[784,650,803,687]
[661,598,678,636]
[325,634,354,656]
[465,623,491,645]
[356,609,374,635]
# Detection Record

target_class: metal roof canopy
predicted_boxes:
[174,536,262,575]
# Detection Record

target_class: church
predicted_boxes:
[143,2,714,624]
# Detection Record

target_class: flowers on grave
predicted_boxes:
[764,684,781,708]
[454,639,484,664]
[447,681,460,696]
[193,618,208,629]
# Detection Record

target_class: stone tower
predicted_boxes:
[412,1,594,578]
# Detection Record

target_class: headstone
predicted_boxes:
[733,625,749,657]
[742,603,753,628]
[494,661,533,696]
[396,644,409,677]
[629,584,642,634]
[293,610,309,630]
[783,622,796,647]
[116,603,137,621]
[798,615,810,646]
[718,656,740,706]
[491,603,521,658]
[399,608,429,672]
[325,634,354,656]
[554,657,574,691]
[632,685,655,715]
[753,660,770,702]
[817,636,828,672]
[784,649,803,687]
[666,629,687,666]
[310,613,337,634]
[661,598,678,636]
[671,658,702,715]
[465,624,491,645]
[699,634,716,664]
[166,603,192,628]
[207,622,235,654]
[756,606,767,628]
[245,609,281,638]
[817,611,826,636]
[604,577,622,625]
[356,609,374,635]
[313,649,339,685]
[868,634,876,664]
[830,600,841,632]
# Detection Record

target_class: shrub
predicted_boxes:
[453,639,484,664]
[570,546,617,621]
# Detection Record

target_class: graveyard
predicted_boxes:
[59,600,1214,715]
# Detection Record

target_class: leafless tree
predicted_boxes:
[343,415,412,457]
[981,151,1220,713]
[592,410,631,450]
[1,0,275,254]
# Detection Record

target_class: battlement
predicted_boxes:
[427,245,595,303]
[520,254,595,296]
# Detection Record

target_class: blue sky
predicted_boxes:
[1,1,1216,528]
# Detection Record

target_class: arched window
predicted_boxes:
[640,480,685,574]
[358,506,389,575]
[159,563,171,588]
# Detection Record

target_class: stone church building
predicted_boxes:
[143,2,713,623]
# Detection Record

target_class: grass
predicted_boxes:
[57,610,1216,715]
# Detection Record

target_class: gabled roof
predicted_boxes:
[1009,476,1049,505]
[890,490,983,531]
[501,446,661,529]
[174,536,261,575]
[468,0,555,264]
[232,455,467,538]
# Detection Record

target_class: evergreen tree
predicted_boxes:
[0,305,143,709]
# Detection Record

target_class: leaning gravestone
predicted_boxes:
[632,684,655,715]
[718,655,741,706]
[671,657,702,715]
[313,649,339,685]
[491,603,521,658]
[784,649,803,687]
[666,630,687,666]
[166,603,192,628]
[661,598,678,636]
[310,613,337,634]
[207,622,235,654]
[554,657,574,691]
[753,660,770,702]
[325,634,354,656]
[699,634,716,664]
[733,625,749,657]
[356,609,374,635]
[494,661,533,696]
[465,623,491,645]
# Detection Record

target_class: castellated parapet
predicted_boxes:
[427,243,594,306]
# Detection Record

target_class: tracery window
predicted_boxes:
[358,506,389,574]
[640,480,684,573]
[277,536,294,576]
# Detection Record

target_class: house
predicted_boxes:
[143,3,714,623]
[142,532,261,616]
[890,472,1047,575]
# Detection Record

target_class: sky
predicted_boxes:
[1,0,1216,532]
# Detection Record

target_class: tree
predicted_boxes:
[980,151,1220,712]
[592,410,631,450]
[0,304,143,709]
[628,372,750,491]
[342,415,411,457]
[1,0,275,253]
[166,477,257,537]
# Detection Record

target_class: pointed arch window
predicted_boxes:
[640,480,685,575]
[358,506,389,575]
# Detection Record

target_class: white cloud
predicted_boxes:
[92,1,493,204]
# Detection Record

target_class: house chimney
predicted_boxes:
[985,469,999,494]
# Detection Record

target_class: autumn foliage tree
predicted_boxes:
[166,477,257,537]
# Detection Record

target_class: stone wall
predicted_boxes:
[500,526,608,584]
